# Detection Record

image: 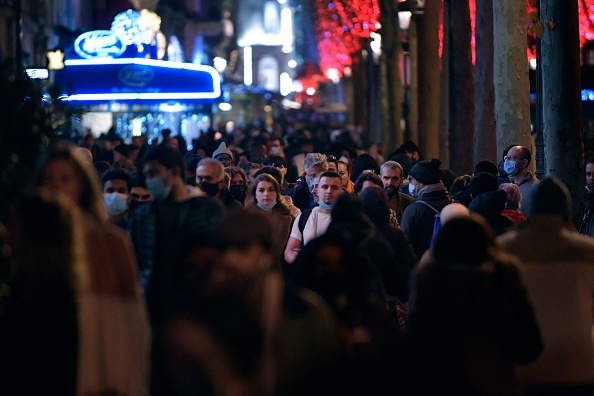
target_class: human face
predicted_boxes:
[130,186,152,202]
[255,181,277,206]
[306,165,324,189]
[327,162,337,172]
[231,173,244,186]
[504,147,527,170]
[318,176,343,205]
[408,176,420,198]
[196,164,223,185]
[41,159,82,205]
[337,162,350,187]
[380,167,403,195]
[103,179,129,195]
[586,163,594,190]
[215,154,232,168]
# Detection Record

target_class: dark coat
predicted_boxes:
[400,184,451,258]
[286,176,315,212]
[578,191,594,237]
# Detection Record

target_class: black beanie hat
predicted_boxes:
[409,158,442,185]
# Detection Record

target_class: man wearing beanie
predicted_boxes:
[400,158,452,258]
[212,142,234,168]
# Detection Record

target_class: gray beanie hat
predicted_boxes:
[212,142,233,159]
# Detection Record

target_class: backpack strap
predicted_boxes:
[413,200,440,214]
[298,208,313,247]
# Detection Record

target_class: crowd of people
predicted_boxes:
[0,124,593,396]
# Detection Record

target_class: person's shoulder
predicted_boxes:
[400,192,416,204]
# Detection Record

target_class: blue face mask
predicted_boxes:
[146,177,172,201]
[104,192,128,215]
[257,201,277,211]
[504,159,519,176]
[318,200,332,210]
[308,177,315,191]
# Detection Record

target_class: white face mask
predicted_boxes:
[104,192,128,215]
[270,146,280,156]
[408,182,417,197]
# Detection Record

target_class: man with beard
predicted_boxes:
[380,161,415,224]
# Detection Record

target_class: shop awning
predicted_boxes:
[55,58,221,105]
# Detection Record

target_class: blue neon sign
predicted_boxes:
[56,58,221,103]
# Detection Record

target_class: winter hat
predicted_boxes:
[409,158,443,185]
[212,142,233,159]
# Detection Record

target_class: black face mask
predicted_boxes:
[229,184,247,202]
[200,181,220,197]
[128,200,145,212]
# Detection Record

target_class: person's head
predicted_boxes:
[269,137,285,157]
[254,165,283,187]
[432,214,496,265]
[113,144,132,164]
[529,176,572,225]
[142,146,185,201]
[266,155,287,182]
[76,147,93,164]
[407,158,443,198]
[350,153,380,183]
[212,142,234,168]
[226,166,248,203]
[353,170,383,195]
[449,175,472,196]
[317,171,345,208]
[474,160,498,177]
[503,145,531,178]
[400,141,421,161]
[196,158,225,197]
[469,172,499,198]
[304,153,329,191]
[101,169,132,216]
[359,185,391,226]
[337,160,350,188]
[8,192,82,283]
[586,158,594,191]
[249,173,283,208]
[238,151,251,165]
[129,171,153,211]
[326,155,338,172]
[380,161,404,198]
[38,142,105,223]
[499,183,522,211]
[184,152,203,185]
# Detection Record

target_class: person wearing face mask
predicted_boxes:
[400,158,452,259]
[503,145,539,215]
[196,158,243,212]
[286,153,328,212]
[246,174,295,261]
[101,169,132,230]
[225,166,249,205]
[284,171,344,264]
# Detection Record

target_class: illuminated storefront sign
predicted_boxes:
[74,30,127,59]
[56,58,221,103]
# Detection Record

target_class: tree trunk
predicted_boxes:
[474,0,496,164]
[408,18,419,145]
[379,0,403,153]
[493,0,531,158]
[351,49,367,131]
[540,0,583,223]
[448,0,475,174]
[417,0,441,160]
[439,0,450,168]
